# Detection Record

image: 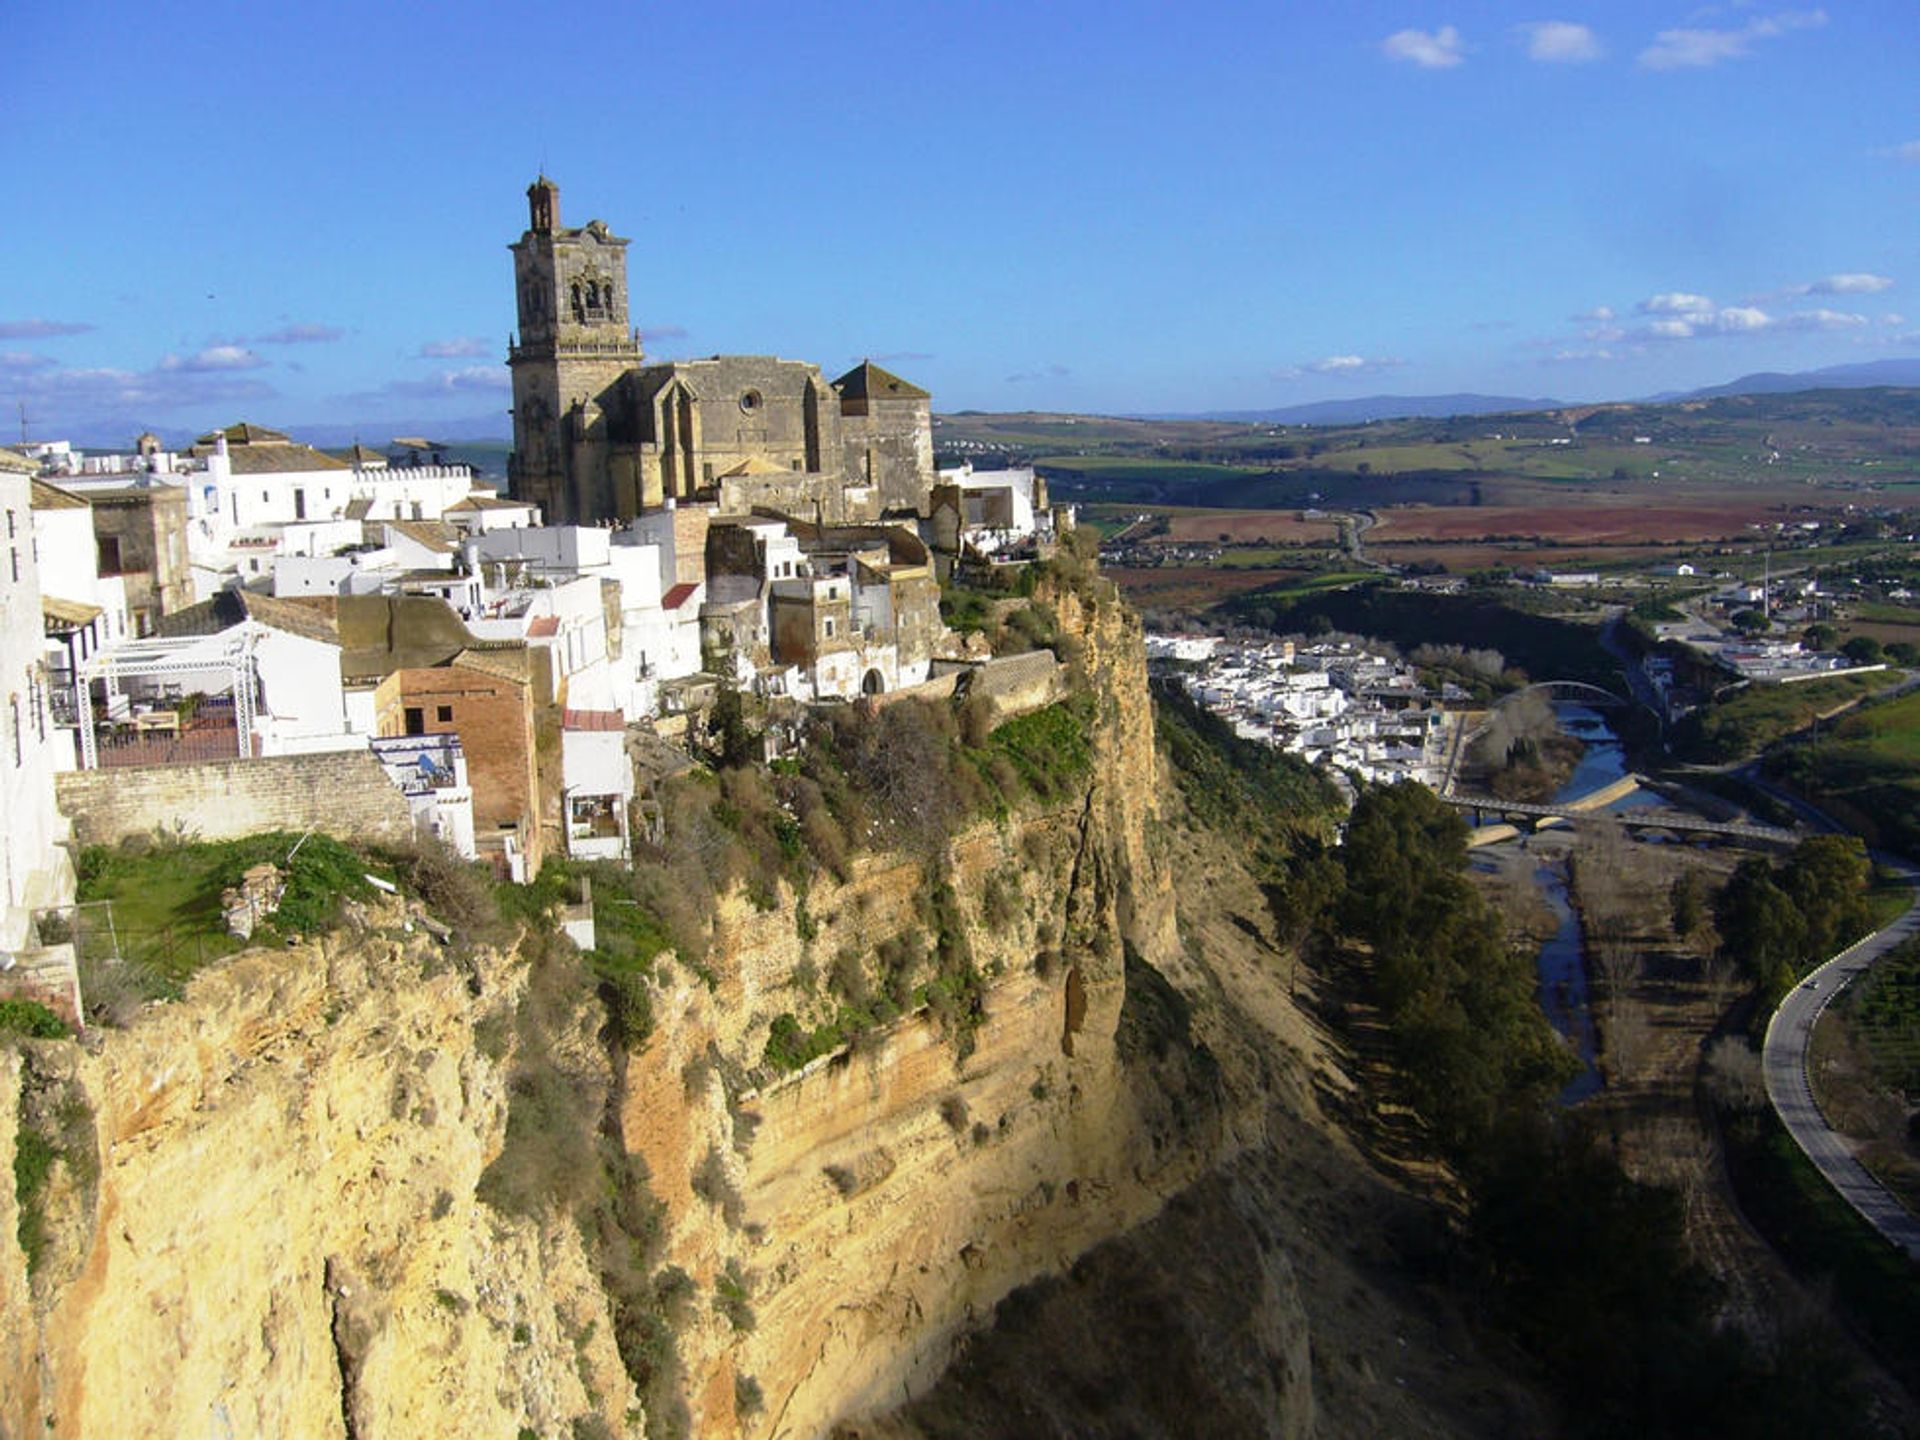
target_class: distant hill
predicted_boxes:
[1654,358,1920,402]
[1181,393,1563,426]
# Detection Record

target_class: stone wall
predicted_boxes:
[55,750,412,849]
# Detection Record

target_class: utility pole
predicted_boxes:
[17,401,27,445]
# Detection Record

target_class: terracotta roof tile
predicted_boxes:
[563,708,623,731]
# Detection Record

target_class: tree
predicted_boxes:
[1803,622,1839,650]
[1886,640,1920,666]
[1669,870,1710,946]
[1730,609,1771,635]
[1842,635,1884,665]
[1780,834,1872,960]
[1713,858,1806,997]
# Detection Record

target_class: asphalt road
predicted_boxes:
[1760,855,1920,1261]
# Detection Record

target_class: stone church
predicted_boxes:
[506,177,935,526]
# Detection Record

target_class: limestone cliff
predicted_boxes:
[0,921,638,1440]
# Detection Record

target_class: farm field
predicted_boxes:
[1367,501,1789,544]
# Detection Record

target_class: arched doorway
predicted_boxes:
[861,668,885,696]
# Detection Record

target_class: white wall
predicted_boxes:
[0,474,74,949]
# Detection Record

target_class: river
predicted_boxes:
[1529,702,1655,1104]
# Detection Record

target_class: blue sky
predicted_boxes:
[5,1,1917,440]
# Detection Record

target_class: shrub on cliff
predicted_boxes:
[0,1000,71,1041]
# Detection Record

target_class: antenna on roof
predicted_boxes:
[17,401,28,445]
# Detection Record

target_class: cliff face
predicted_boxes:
[0,924,639,1440]
[621,583,1218,1438]
[0,580,1320,1440]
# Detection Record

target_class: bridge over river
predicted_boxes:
[1449,778,1800,848]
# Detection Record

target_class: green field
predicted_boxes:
[1671,672,1888,763]
[1768,687,1920,853]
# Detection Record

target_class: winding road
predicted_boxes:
[1760,854,1920,1261]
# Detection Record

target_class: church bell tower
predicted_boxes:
[506,177,643,523]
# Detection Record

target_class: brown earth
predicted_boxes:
[1370,502,1794,544]
[1156,512,1342,545]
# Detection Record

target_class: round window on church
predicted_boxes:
[740,390,762,414]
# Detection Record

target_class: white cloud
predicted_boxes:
[254,323,343,345]
[1276,354,1408,379]
[1778,308,1868,331]
[639,324,688,344]
[1639,292,1716,315]
[0,352,55,371]
[1382,25,1465,68]
[0,318,95,339]
[1879,140,1920,164]
[1809,273,1893,295]
[1517,21,1604,62]
[1620,289,1868,341]
[332,367,511,411]
[1639,8,1826,69]
[418,336,492,358]
[5,357,277,423]
[160,345,267,373]
[1573,305,1615,322]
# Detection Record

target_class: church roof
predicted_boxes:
[833,360,929,402]
[717,454,790,478]
[194,422,291,447]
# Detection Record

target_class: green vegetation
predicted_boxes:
[1768,686,1920,854]
[1334,783,1577,1147]
[75,831,379,985]
[12,1117,57,1275]
[1713,836,1875,1010]
[1153,682,1340,874]
[1723,1103,1920,1400]
[1841,935,1920,1097]
[1672,671,1883,763]
[712,1258,755,1333]
[0,1000,71,1041]
[1305,777,1878,1436]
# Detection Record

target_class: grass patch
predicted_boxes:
[75,831,380,985]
